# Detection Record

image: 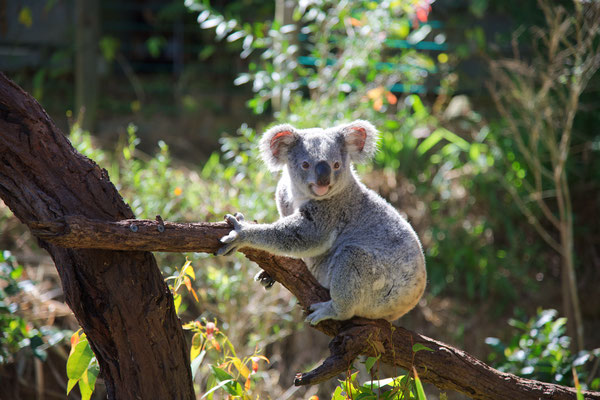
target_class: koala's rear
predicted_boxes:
[218,120,426,324]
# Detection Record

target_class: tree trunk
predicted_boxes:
[0,73,194,399]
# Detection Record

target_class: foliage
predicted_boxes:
[183,318,269,399]
[166,257,200,315]
[0,251,47,364]
[486,309,600,390]
[168,258,270,399]
[487,0,600,351]
[66,330,99,400]
[329,344,434,400]
[189,0,438,114]
[69,116,278,229]
[329,371,428,400]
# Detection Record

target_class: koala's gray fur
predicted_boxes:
[217,120,426,325]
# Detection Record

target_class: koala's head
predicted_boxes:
[259,120,378,199]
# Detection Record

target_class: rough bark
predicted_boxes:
[0,73,194,398]
[30,216,600,400]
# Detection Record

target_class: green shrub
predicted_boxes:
[0,251,67,364]
[486,309,600,390]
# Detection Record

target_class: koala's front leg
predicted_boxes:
[216,213,248,256]
[217,213,277,288]
[217,208,330,258]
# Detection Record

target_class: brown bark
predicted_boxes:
[0,73,195,398]
[30,216,600,400]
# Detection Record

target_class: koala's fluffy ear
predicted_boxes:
[259,124,298,171]
[342,120,379,163]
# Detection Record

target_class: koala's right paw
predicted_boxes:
[216,213,247,256]
[254,270,276,289]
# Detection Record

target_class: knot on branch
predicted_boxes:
[28,218,69,239]
[294,322,383,386]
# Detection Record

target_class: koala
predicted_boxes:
[217,120,426,325]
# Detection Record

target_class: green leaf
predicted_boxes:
[87,365,99,390]
[209,365,243,396]
[365,356,380,373]
[146,36,166,58]
[356,392,377,400]
[78,365,99,400]
[413,371,427,400]
[469,143,481,161]
[191,350,206,380]
[79,380,93,400]
[409,95,426,117]
[201,379,235,399]
[182,259,195,280]
[66,378,78,395]
[9,265,23,280]
[173,293,182,314]
[440,129,470,151]
[18,7,33,28]
[331,385,345,400]
[99,36,120,62]
[226,381,243,396]
[417,129,444,155]
[412,343,434,354]
[66,340,95,380]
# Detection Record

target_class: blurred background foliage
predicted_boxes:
[1,0,599,399]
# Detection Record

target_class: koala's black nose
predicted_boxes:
[315,161,331,186]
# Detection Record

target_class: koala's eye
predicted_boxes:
[333,161,341,170]
[301,161,310,170]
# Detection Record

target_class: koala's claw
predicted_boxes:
[233,212,245,221]
[254,270,276,289]
[216,213,247,256]
[216,242,239,256]
[224,213,243,230]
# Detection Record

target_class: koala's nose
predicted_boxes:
[315,161,331,186]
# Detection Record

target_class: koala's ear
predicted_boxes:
[259,124,298,171]
[342,120,379,163]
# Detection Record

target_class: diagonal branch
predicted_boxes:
[30,215,599,400]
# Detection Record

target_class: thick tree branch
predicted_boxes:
[31,215,600,400]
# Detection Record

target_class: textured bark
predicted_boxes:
[30,216,600,400]
[0,73,195,398]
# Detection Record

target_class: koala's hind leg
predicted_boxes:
[305,246,369,325]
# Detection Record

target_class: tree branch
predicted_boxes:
[31,215,600,400]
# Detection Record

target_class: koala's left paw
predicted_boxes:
[216,213,247,256]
